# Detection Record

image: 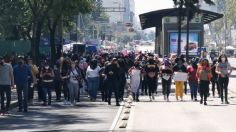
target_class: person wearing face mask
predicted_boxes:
[145,54,159,101]
[128,61,144,102]
[187,58,198,101]
[27,57,39,104]
[86,59,100,102]
[197,59,212,105]
[160,58,173,102]
[40,63,54,106]
[13,56,33,112]
[105,58,120,106]
[211,59,220,98]
[0,56,14,115]
[216,54,232,104]
[173,57,187,101]
[68,61,81,105]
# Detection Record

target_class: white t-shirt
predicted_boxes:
[86,66,100,78]
[69,69,79,84]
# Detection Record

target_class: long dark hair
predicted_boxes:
[218,54,228,63]
[90,59,98,70]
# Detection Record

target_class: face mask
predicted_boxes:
[45,66,49,69]
[18,61,23,66]
[221,58,226,62]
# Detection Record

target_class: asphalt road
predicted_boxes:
[126,76,236,132]
[0,98,119,132]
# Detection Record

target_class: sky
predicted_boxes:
[134,0,174,17]
[134,0,174,31]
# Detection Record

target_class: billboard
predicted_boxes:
[169,32,199,55]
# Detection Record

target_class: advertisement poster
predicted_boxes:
[169,32,199,55]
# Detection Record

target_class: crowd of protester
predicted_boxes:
[0,51,233,115]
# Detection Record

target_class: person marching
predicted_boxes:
[211,59,220,98]
[128,61,144,102]
[60,57,70,105]
[86,59,100,102]
[105,58,120,106]
[197,59,212,105]
[160,57,173,102]
[187,58,198,101]
[40,63,54,106]
[68,61,81,105]
[173,57,187,101]
[0,56,14,115]
[27,57,39,104]
[145,54,159,101]
[216,54,232,104]
[14,56,32,112]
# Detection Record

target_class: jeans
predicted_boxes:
[62,80,69,101]
[107,79,119,104]
[118,77,126,100]
[42,82,53,104]
[68,82,79,104]
[100,78,108,102]
[16,83,28,111]
[28,82,34,100]
[189,82,198,100]
[211,78,220,97]
[218,76,229,102]
[162,78,171,98]
[199,80,210,102]
[184,81,187,94]
[37,79,43,101]
[147,77,157,96]
[54,80,61,100]
[87,77,100,100]
[142,77,148,95]
[0,85,11,112]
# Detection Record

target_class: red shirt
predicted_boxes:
[187,66,198,83]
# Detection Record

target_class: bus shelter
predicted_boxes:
[139,8,223,56]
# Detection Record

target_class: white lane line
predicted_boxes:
[109,102,124,131]
[126,102,136,131]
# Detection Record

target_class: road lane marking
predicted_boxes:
[109,102,124,131]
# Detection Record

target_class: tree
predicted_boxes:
[173,0,214,60]
[47,0,93,64]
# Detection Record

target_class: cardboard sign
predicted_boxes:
[173,72,188,81]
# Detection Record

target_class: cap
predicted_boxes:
[18,55,24,60]
[112,58,117,61]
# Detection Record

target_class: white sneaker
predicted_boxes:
[149,96,152,101]
[152,94,155,100]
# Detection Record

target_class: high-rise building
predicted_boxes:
[102,0,125,23]
[102,0,135,24]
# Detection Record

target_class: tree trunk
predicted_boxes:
[50,28,56,65]
[31,20,43,65]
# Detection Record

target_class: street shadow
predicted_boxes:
[0,103,106,131]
